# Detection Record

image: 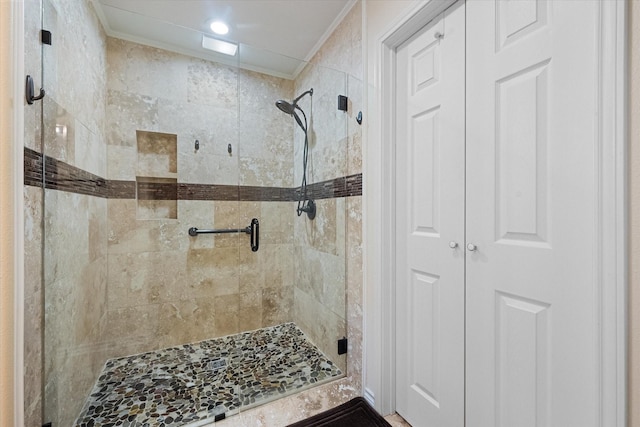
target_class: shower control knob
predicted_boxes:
[449,241,458,249]
[466,243,478,252]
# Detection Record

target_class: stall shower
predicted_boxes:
[29,3,364,423]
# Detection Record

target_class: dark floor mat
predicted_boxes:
[287,397,391,427]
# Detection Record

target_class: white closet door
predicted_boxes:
[395,2,465,426]
[465,1,600,426]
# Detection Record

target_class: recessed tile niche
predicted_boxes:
[136,130,178,219]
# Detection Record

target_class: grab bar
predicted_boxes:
[189,227,250,236]
[188,218,259,252]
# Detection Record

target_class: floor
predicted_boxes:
[74,323,342,426]
[384,413,412,426]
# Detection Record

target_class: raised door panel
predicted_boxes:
[410,108,440,236]
[395,2,465,426]
[466,1,600,426]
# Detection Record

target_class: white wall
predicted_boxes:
[363,0,426,414]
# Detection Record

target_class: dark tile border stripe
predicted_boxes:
[24,149,363,201]
[108,180,136,199]
[24,148,43,188]
[43,153,107,198]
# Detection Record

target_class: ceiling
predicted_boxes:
[92,0,355,80]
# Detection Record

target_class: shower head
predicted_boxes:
[275,88,314,128]
[276,99,296,115]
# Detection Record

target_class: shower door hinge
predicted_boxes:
[338,337,348,355]
[338,95,348,112]
[42,422,52,427]
[41,30,52,45]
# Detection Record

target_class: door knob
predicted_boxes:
[449,241,458,249]
[466,243,477,251]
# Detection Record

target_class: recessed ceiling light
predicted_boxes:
[210,21,229,35]
[202,35,237,56]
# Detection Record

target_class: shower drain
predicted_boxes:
[207,358,227,372]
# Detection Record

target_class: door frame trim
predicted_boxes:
[2,0,25,425]
[365,1,627,423]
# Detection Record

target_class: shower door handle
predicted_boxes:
[25,75,45,104]
[250,218,259,252]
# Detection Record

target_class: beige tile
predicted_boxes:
[385,413,413,427]
[136,130,178,176]
[107,38,189,102]
[24,186,43,297]
[24,292,43,424]
[187,58,238,108]
[103,305,159,344]
[107,250,187,309]
[55,345,104,427]
[240,157,293,187]
[262,286,293,326]
[239,291,263,332]
[74,259,108,345]
[158,299,216,347]
[106,89,159,147]
[42,84,72,165]
[137,199,178,220]
[107,199,185,254]
[293,286,347,372]
[180,200,217,249]
[214,294,241,336]
[107,145,137,180]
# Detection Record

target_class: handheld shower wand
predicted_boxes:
[275,88,315,219]
[275,89,313,132]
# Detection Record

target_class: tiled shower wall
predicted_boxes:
[104,38,299,358]
[104,36,360,373]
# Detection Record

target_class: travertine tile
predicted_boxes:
[240,157,293,187]
[107,145,137,180]
[214,294,241,336]
[158,299,216,346]
[24,186,43,297]
[239,290,264,332]
[385,413,413,427]
[137,199,178,220]
[24,292,43,425]
[107,38,189,102]
[262,286,293,326]
[107,250,187,309]
[106,89,159,147]
[103,305,160,346]
[187,58,239,109]
[136,130,178,176]
[43,97,75,165]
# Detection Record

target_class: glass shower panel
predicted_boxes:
[23,0,45,426]
[235,47,349,411]
[291,63,349,375]
[42,2,348,425]
[40,3,244,424]
[41,0,113,425]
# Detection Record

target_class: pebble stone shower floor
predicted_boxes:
[74,323,343,427]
